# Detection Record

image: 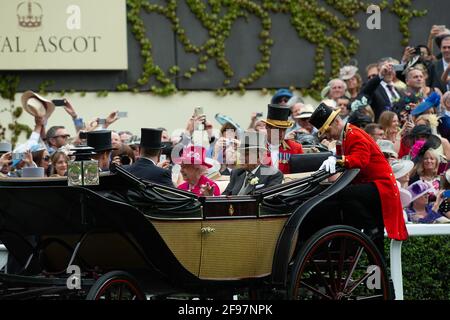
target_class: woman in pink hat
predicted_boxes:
[176,146,220,197]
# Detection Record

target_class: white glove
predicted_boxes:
[319,156,337,174]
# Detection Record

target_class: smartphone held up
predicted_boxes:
[52,99,66,107]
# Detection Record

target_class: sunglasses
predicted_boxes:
[53,134,70,139]
[43,156,50,161]
[277,97,290,104]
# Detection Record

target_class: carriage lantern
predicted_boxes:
[67,146,99,186]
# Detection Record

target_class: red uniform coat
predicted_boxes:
[341,124,408,241]
[266,140,304,174]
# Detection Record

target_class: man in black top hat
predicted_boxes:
[261,104,304,174]
[223,131,283,196]
[86,130,117,172]
[126,128,174,187]
[308,103,408,252]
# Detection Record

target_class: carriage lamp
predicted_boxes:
[67,146,99,186]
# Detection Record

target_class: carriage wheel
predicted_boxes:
[289,225,390,300]
[86,271,146,300]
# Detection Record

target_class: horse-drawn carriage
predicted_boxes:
[0,157,390,300]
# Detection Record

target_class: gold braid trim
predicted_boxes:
[318,110,341,137]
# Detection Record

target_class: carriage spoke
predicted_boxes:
[291,227,389,301]
[344,271,372,296]
[343,245,363,291]
[118,283,124,300]
[299,281,332,300]
[311,259,336,298]
[325,240,337,294]
[355,294,384,300]
[336,238,347,292]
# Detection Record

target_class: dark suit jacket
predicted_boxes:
[430,59,448,94]
[360,75,405,122]
[222,165,283,196]
[126,158,174,187]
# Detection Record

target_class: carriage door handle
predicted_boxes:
[201,227,216,234]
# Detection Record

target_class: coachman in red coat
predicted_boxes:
[309,103,408,243]
[261,104,303,174]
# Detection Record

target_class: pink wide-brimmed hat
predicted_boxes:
[175,145,213,168]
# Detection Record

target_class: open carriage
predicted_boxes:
[0,156,391,300]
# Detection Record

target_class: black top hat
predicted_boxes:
[140,128,163,149]
[412,135,442,163]
[86,130,116,153]
[238,131,267,152]
[309,103,341,136]
[410,124,432,138]
[261,104,293,128]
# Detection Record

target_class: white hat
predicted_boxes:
[21,91,55,118]
[377,139,398,158]
[321,99,337,109]
[407,180,436,203]
[339,65,359,81]
[399,188,412,208]
[391,159,414,179]
[294,104,315,119]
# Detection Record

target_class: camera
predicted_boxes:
[194,107,204,117]
[12,153,24,161]
[256,112,263,118]
[392,64,404,72]
[79,131,87,140]
[414,46,421,56]
[120,155,131,165]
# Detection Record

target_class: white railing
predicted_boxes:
[389,224,450,300]
[0,244,7,271]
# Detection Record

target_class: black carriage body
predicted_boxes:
[0,167,388,300]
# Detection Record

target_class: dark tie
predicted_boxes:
[386,84,397,100]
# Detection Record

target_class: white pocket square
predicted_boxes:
[255,184,265,189]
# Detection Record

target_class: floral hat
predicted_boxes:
[350,96,369,112]
[339,65,359,81]
[175,145,213,168]
[407,180,436,203]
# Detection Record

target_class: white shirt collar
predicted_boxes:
[250,165,261,175]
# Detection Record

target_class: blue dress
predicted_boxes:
[406,204,444,223]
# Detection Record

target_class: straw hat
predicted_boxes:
[294,104,315,119]
[21,91,55,118]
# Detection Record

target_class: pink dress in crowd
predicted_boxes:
[177,175,221,196]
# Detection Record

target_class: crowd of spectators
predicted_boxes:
[1,25,450,224]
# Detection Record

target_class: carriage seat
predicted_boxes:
[289,152,332,174]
